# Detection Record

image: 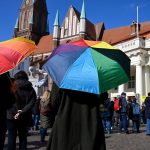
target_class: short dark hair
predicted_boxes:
[121,92,126,96]
[99,92,108,101]
[148,92,150,96]
[14,71,28,80]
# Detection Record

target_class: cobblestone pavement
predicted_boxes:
[105,125,150,150]
[4,125,150,150]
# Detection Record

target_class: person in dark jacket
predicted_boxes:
[46,83,106,150]
[7,71,36,150]
[119,92,129,134]
[0,72,13,150]
[131,97,140,133]
[145,92,150,136]
[32,96,40,130]
[141,102,146,124]
[100,94,112,134]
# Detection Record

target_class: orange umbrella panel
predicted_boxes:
[0,37,37,74]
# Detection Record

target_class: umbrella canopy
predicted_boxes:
[43,39,130,95]
[0,37,37,74]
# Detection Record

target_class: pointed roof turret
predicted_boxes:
[80,0,86,19]
[14,18,19,29]
[54,10,59,26]
[29,13,34,24]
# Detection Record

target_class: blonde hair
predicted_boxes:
[42,90,50,102]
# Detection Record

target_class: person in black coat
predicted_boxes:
[46,83,106,150]
[32,96,41,130]
[7,71,36,150]
[0,72,13,150]
[145,92,150,135]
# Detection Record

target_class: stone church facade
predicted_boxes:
[12,0,150,104]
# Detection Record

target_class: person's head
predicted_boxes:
[14,71,28,80]
[99,92,108,101]
[42,90,51,101]
[132,97,136,103]
[148,92,150,97]
[121,92,126,97]
[0,72,12,91]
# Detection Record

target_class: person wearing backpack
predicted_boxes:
[131,97,140,133]
[119,92,129,134]
[100,96,112,134]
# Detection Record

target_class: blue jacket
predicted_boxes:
[145,97,150,119]
[120,96,128,113]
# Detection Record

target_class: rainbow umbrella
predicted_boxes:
[0,37,37,74]
[43,39,130,95]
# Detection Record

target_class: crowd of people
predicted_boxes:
[99,92,149,135]
[1,71,150,150]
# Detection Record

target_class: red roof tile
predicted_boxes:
[102,21,150,45]
[32,35,53,55]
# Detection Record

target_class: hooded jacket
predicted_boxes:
[7,79,36,120]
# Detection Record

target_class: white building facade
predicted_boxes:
[110,37,150,104]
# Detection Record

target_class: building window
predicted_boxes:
[23,11,29,29]
[61,27,64,38]
[64,29,68,37]
[72,16,76,35]
[65,17,68,29]
[128,76,135,89]
[77,23,80,34]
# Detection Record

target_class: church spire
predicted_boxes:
[53,10,60,48]
[79,0,86,39]
[14,18,19,37]
[14,18,19,29]
[54,10,59,26]
[80,0,86,19]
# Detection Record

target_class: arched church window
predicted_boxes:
[64,29,68,37]
[61,27,64,38]
[65,17,68,29]
[23,11,28,29]
[68,9,73,36]
[77,23,80,34]
[73,16,76,35]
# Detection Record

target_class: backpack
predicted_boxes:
[114,98,120,111]
[132,103,140,115]
[40,100,51,116]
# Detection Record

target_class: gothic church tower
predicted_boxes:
[14,0,49,44]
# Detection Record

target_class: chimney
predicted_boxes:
[130,21,140,35]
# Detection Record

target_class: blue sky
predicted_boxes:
[0,0,150,41]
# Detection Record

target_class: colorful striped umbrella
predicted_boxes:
[43,39,130,95]
[0,37,37,74]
